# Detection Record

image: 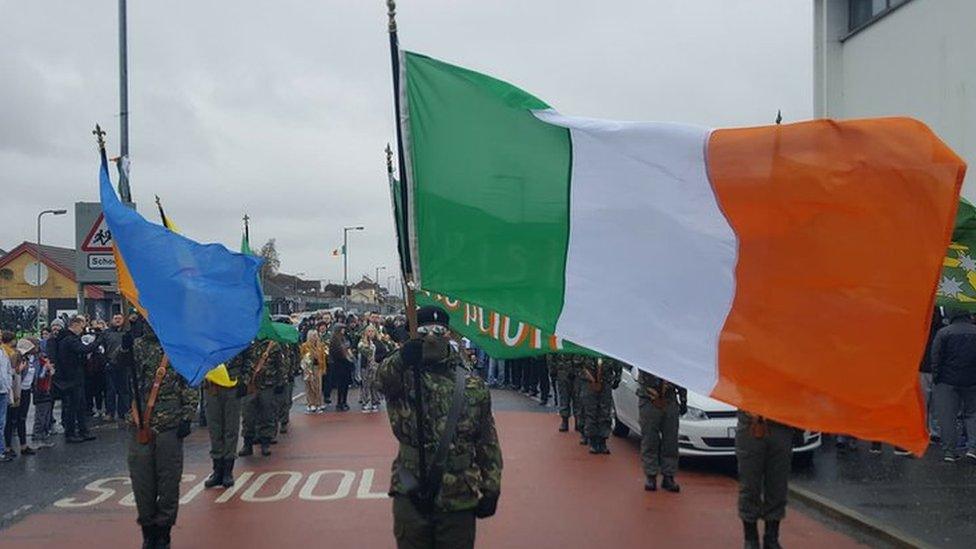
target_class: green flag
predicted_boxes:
[937,199,976,310]
[242,232,300,344]
[414,290,596,359]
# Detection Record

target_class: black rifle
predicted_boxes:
[126,320,148,442]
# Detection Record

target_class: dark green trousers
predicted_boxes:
[735,412,794,522]
[204,385,242,460]
[556,373,581,423]
[581,382,613,439]
[127,428,184,528]
[392,496,476,549]
[241,388,276,443]
[276,380,294,426]
[639,396,679,476]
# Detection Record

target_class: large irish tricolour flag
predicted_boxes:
[397,51,966,453]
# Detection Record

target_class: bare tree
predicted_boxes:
[259,238,281,283]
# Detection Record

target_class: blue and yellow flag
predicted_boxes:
[99,152,264,385]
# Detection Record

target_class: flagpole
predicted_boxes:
[386,0,418,337]
[385,0,430,501]
[118,0,131,202]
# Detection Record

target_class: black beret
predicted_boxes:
[417,305,450,327]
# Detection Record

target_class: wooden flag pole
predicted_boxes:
[386,0,418,338]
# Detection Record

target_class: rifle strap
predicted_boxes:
[426,367,468,501]
[251,341,277,384]
[141,356,170,431]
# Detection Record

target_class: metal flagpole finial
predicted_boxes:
[775,110,783,125]
[387,0,397,33]
[92,124,107,150]
[385,143,393,171]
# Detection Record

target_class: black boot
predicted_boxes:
[579,433,589,445]
[599,438,611,454]
[141,525,156,549]
[589,437,601,454]
[204,459,223,488]
[156,526,171,549]
[260,441,271,457]
[763,520,782,549]
[238,439,254,457]
[743,521,760,549]
[280,422,288,434]
[222,459,236,488]
[559,417,569,432]
[644,476,657,491]
[661,475,680,493]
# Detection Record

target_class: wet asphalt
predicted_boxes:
[1,388,956,548]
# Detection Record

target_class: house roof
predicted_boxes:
[352,278,379,290]
[0,242,77,282]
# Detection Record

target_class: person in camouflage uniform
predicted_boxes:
[126,320,198,549]
[375,306,502,549]
[239,339,285,457]
[275,342,301,435]
[203,346,252,490]
[579,356,622,455]
[637,370,686,493]
[547,353,587,434]
[736,412,795,549]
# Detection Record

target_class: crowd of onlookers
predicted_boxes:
[4,304,974,463]
[294,310,408,413]
[0,311,136,460]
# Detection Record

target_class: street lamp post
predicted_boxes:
[375,266,386,297]
[342,226,364,310]
[36,209,67,332]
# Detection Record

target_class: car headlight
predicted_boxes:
[682,406,708,421]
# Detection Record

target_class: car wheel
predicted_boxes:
[611,411,630,438]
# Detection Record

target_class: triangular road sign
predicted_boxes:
[81,212,114,252]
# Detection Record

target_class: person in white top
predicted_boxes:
[4,339,39,456]
[0,334,13,462]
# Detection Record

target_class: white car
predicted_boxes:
[611,363,821,458]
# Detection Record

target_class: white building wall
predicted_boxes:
[814,0,975,198]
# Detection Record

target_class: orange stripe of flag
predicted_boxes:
[707,118,966,455]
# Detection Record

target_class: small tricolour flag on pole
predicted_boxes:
[331,246,344,257]
[394,51,967,454]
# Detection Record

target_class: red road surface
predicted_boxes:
[0,408,863,548]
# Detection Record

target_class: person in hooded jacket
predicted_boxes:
[930,308,976,462]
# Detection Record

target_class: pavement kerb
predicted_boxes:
[788,484,934,549]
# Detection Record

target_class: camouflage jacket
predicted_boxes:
[128,332,198,433]
[636,370,687,402]
[579,357,623,391]
[547,353,588,381]
[376,346,503,512]
[288,343,302,378]
[252,340,287,390]
[226,344,254,388]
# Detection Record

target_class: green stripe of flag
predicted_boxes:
[404,52,572,332]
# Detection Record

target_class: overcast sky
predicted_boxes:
[0,1,812,287]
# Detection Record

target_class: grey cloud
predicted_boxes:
[1,0,811,284]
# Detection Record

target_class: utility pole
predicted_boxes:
[118,0,131,202]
